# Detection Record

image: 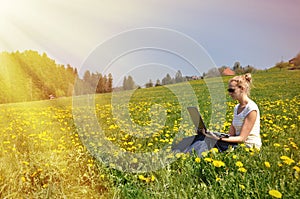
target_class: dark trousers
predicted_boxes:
[173,134,238,156]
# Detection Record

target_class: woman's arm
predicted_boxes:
[221,111,257,143]
[229,123,236,136]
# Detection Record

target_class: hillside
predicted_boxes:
[0,50,77,103]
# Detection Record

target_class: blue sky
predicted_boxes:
[0,0,299,86]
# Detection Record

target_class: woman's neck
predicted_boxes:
[238,95,249,107]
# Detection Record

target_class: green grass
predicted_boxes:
[1,70,300,198]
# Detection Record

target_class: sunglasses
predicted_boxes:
[227,88,235,93]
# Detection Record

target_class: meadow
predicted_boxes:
[0,70,299,198]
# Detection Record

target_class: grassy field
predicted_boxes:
[0,70,300,198]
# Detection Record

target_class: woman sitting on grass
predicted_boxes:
[184,73,261,155]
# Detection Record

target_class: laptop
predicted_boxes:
[187,106,229,138]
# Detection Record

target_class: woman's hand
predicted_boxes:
[205,130,221,140]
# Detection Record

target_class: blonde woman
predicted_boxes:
[183,73,261,155]
[217,73,261,149]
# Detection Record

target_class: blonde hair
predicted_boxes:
[229,73,253,96]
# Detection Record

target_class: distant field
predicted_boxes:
[1,70,299,198]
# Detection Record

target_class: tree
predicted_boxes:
[218,66,228,74]
[275,61,289,71]
[175,70,184,83]
[205,68,220,78]
[155,79,161,87]
[107,73,113,92]
[83,70,91,82]
[233,61,241,71]
[243,65,256,73]
[123,75,135,90]
[145,79,153,88]
[96,73,104,93]
[162,73,173,85]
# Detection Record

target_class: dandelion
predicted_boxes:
[139,175,146,181]
[273,143,280,147]
[210,148,219,153]
[195,157,201,163]
[269,189,282,198]
[204,157,213,163]
[175,153,184,158]
[262,133,268,138]
[150,175,155,182]
[153,149,160,153]
[293,166,300,172]
[264,161,271,168]
[212,160,225,167]
[240,143,246,147]
[201,151,208,157]
[239,184,245,190]
[232,155,237,159]
[280,156,295,165]
[216,177,221,182]
[22,161,29,166]
[238,167,247,173]
[235,161,243,167]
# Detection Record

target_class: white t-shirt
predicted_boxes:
[232,99,261,148]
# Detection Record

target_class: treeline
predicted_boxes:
[0,50,113,104]
[123,70,187,90]
[74,71,113,95]
[205,61,258,78]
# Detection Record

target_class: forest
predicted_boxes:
[0,50,112,104]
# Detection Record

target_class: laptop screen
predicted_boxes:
[187,106,207,133]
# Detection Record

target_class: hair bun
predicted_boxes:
[244,73,252,83]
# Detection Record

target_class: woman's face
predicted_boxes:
[228,81,242,100]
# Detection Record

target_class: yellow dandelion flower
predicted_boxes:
[150,175,155,182]
[138,175,146,181]
[175,153,184,158]
[204,157,213,163]
[216,177,221,182]
[201,151,208,157]
[281,157,295,165]
[195,157,201,163]
[232,155,237,159]
[280,156,293,164]
[239,184,245,190]
[212,160,225,167]
[273,143,281,147]
[269,189,282,198]
[264,161,271,168]
[238,167,247,173]
[210,148,219,153]
[262,133,268,138]
[236,161,243,167]
[293,166,300,172]
[21,176,26,182]
[22,161,30,166]
[280,156,289,160]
